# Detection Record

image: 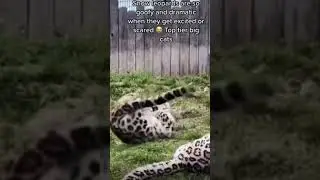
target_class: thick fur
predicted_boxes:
[123,133,210,180]
[1,86,109,180]
[3,121,109,180]
[110,87,195,144]
[18,149,108,180]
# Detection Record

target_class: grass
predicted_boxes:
[110,73,210,180]
[0,37,108,169]
[212,43,320,180]
[3,36,320,180]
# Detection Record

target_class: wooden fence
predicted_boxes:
[0,0,109,39]
[1,0,320,72]
[110,0,210,75]
[212,0,320,47]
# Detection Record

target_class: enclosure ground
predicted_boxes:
[110,73,210,180]
[212,43,320,180]
[0,38,107,173]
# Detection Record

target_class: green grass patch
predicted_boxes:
[0,37,107,124]
[0,37,108,166]
[212,43,320,180]
[110,73,210,180]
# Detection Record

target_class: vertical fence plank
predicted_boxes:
[170,43,180,75]
[189,2,200,74]
[295,0,319,42]
[224,0,252,46]
[135,5,145,72]
[160,4,172,76]
[152,5,162,75]
[127,10,136,72]
[144,12,153,74]
[212,0,222,48]
[170,42,180,76]
[0,0,27,37]
[82,0,108,37]
[199,0,210,74]
[198,45,209,74]
[110,0,119,73]
[178,39,185,75]
[284,0,298,44]
[2,0,320,57]
[170,7,180,76]
[238,0,252,43]
[118,7,128,73]
[206,0,210,74]
[170,6,180,76]
[54,0,81,38]
[179,0,191,75]
[152,38,162,75]
[253,0,283,43]
[161,44,172,76]
[29,0,54,40]
[224,0,239,46]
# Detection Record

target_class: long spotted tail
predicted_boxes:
[111,86,196,123]
[122,159,185,180]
